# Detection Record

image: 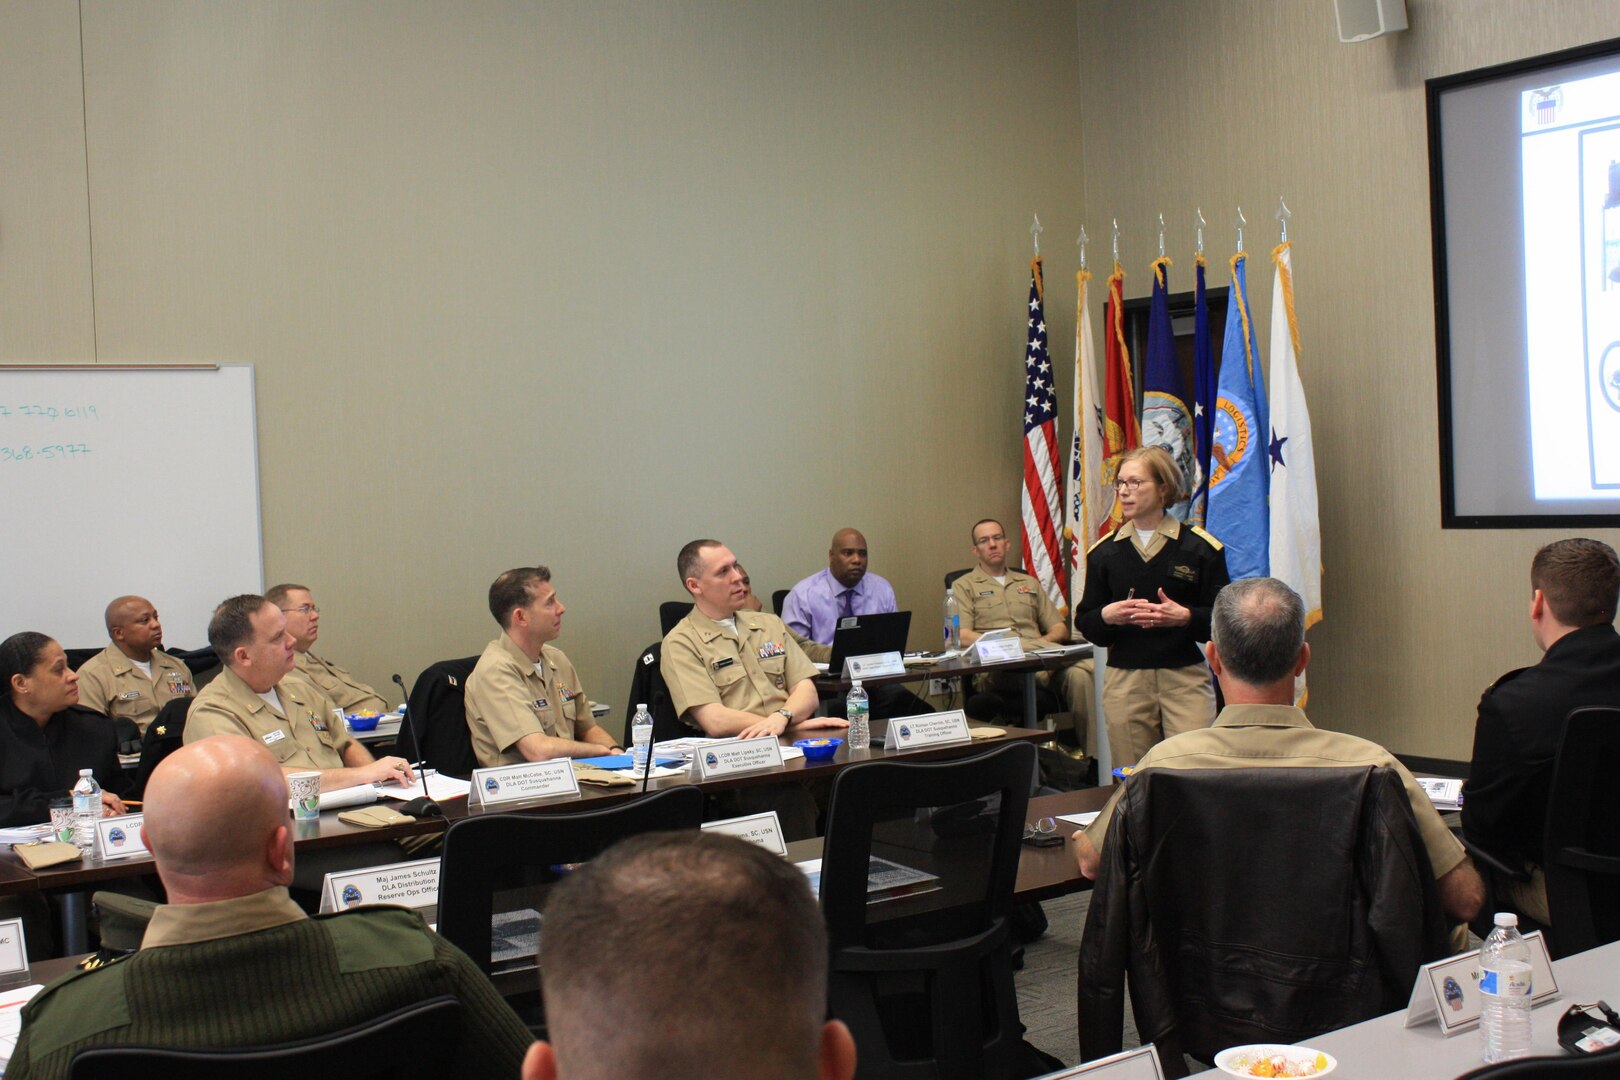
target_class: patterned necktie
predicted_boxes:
[839,589,855,619]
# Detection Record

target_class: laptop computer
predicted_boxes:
[826,610,913,675]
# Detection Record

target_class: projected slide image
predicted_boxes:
[1521,71,1620,498]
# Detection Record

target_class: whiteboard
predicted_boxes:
[0,366,262,649]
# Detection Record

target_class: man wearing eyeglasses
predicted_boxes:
[265,584,389,716]
[952,518,1093,733]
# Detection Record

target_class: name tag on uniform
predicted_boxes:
[978,590,994,597]
[320,858,440,914]
[711,657,735,671]
[263,730,287,746]
[469,759,581,808]
[530,698,549,711]
[692,736,784,780]
[94,814,150,861]
[883,710,971,750]
[118,690,141,701]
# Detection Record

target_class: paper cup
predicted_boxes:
[288,771,322,820]
[48,797,75,843]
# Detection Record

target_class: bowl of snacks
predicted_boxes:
[793,737,843,762]
[1214,1045,1336,1078]
[346,711,382,732]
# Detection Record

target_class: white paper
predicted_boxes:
[0,825,55,846]
[1057,811,1101,828]
[378,772,472,802]
[1416,777,1464,810]
[0,984,43,1073]
[287,784,378,812]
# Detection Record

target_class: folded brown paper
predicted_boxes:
[13,840,83,870]
[338,806,417,828]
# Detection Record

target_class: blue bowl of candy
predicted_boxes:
[346,713,381,732]
[794,737,843,762]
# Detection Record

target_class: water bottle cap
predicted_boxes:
[1493,912,1518,928]
[851,679,863,688]
[79,768,93,776]
[636,703,647,711]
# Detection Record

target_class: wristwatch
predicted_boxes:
[776,708,794,724]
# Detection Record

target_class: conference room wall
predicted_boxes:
[1075,0,1620,759]
[0,1,1087,737]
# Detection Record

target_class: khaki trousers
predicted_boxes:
[1102,662,1216,767]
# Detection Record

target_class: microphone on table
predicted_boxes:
[392,673,443,819]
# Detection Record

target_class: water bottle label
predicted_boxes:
[1479,968,1532,997]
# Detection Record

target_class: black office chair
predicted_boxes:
[1464,705,1620,959]
[944,568,971,591]
[165,646,222,685]
[64,647,101,672]
[1457,1051,1620,1078]
[1079,767,1450,1077]
[658,600,694,637]
[771,589,789,616]
[68,995,461,1080]
[436,785,706,977]
[626,641,693,743]
[820,742,1035,1080]
[131,697,192,798]
[404,656,480,780]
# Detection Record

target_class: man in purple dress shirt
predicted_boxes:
[782,528,898,643]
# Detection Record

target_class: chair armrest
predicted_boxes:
[1461,835,1531,883]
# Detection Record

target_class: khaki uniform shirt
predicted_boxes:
[1084,703,1466,879]
[662,609,817,727]
[184,668,354,771]
[143,886,307,949]
[73,646,194,732]
[464,634,595,768]
[952,566,1064,647]
[295,652,388,714]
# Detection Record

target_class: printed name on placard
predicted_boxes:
[701,812,787,856]
[320,858,441,914]
[0,918,29,979]
[1404,929,1560,1035]
[470,759,581,808]
[94,813,150,861]
[692,736,786,780]
[843,651,906,679]
[883,710,972,750]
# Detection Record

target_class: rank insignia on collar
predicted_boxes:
[155,725,166,736]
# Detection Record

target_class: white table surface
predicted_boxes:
[1303,940,1619,1079]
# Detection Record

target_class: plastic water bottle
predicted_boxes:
[943,591,961,652]
[630,703,654,775]
[70,769,100,853]
[845,680,870,753]
[1480,912,1533,1063]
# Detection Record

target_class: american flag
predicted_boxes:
[1022,257,1067,614]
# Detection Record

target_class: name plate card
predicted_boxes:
[972,636,1025,664]
[470,759,581,808]
[94,814,149,861]
[701,811,787,856]
[320,857,441,914]
[844,651,906,679]
[1404,930,1559,1035]
[691,736,785,780]
[1033,1045,1166,1079]
[883,710,972,750]
[0,919,28,981]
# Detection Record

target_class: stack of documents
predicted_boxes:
[1416,777,1464,811]
[0,825,56,847]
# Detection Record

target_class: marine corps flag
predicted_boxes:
[1141,257,1195,521]
[1065,268,1106,619]
[1205,251,1269,579]
[1021,257,1067,614]
[1190,254,1217,527]
[1267,242,1322,629]
[1101,263,1139,534]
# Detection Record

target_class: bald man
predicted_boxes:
[73,596,195,732]
[5,736,532,1079]
[781,528,899,647]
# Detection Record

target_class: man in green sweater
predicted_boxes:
[7,735,532,1079]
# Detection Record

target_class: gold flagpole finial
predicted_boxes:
[1276,198,1292,243]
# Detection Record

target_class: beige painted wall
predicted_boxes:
[1076,0,1620,757]
[2,1,1086,737]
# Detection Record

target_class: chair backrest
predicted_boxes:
[819,742,1035,1080]
[1543,705,1620,959]
[658,600,694,637]
[131,697,193,798]
[1080,766,1449,1068]
[165,646,222,685]
[69,995,461,1080]
[771,589,789,616]
[627,642,693,743]
[437,785,706,974]
[943,568,971,591]
[405,656,480,779]
[64,647,101,672]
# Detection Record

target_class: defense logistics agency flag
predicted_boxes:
[1141,257,1196,521]
[1065,268,1106,619]
[1021,257,1067,614]
[1205,251,1269,579]
[1267,242,1322,628]
[1101,263,1140,533]
[1190,255,1217,527]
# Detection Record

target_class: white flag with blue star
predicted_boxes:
[1267,242,1322,635]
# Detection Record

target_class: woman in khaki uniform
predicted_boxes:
[1077,446,1229,766]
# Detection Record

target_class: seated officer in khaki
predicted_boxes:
[738,565,830,664]
[953,518,1093,731]
[465,566,619,767]
[184,594,413,791]
[266,583,389,715]
[662,540,847,741]
[74,596,195,733]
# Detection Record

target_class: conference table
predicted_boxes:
[1,723,1076,953]
[813,644,1095,730]
[1303,939,1620,1078]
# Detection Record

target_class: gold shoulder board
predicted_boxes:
[1189,526,1224,551]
